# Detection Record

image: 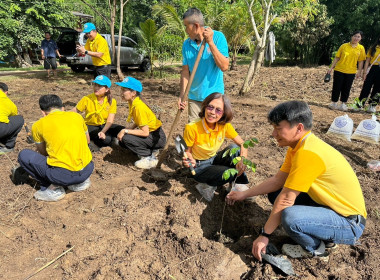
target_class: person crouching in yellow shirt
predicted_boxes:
[0,82,24,155]
[72,75,125,152]
[17,95,94,202]
[115,77,166,169]
[182,92,250,202]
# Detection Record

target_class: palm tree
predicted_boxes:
[152,3,186,41]
[135,19,164,77]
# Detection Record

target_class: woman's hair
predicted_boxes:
[351,30,364,38]
[198,92,233,124]
[369,36,380,57]
[105,88,113,105]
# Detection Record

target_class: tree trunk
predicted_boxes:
[239,41,264,96]
[110,0,116,63]
[116,1,125,81]
[23,52,33,66]
[230,49,238,71]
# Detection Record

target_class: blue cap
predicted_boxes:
[92,75,111,88]
[115,77,143,93]
[83,22,96,33]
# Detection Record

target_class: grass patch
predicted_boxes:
[0,65,69,72]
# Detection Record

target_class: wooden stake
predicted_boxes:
[23,246,75,280]
[156,40,206,168]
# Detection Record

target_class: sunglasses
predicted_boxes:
[206,105,224,115]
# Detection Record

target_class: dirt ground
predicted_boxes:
[0,64,379,280]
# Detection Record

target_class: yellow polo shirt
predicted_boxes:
[0,90,18,123]
[335,43,366,74]
[84,33,111,66]
[280,132,367,218]
[32,110,92,171]
[367,46,380,65]
[127,97,162,132]
[184,118,238,160]
[76,93,117,126]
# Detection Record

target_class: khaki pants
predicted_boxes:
[188,100,203,123]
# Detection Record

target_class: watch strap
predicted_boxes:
[260,227,271,238]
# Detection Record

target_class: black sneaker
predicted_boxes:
[11,165,29,185]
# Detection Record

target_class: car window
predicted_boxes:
[123,38,136,48]
[60,33,78,44]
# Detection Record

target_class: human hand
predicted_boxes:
[178,98,187,111]
[98,131,106,140]
[76,45,85,54]
[182,154,195,168]
[327,68,332,74]
[252,235,269,261]
[355,71,362,79]
[203,27,214,44]
[226,190,247,205]
[117,130,126,141]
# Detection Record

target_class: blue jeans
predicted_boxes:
[18,149,94,190]
[192,144,249,187]
[269,190,365,253]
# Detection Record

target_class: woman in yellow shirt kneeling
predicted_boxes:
[182,92,250,202]
[115,77,166,169]
[72,75,124,151]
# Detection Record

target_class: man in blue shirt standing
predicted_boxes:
[41,32,62,78]
[178,8,229,122]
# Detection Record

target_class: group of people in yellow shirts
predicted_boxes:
[327,31,380,113]
[0,30,369,262]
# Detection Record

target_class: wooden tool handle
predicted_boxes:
[183,152,196,175]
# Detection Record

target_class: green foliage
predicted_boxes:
[0,0,75,61]
[155,33,183,77]
[152,3,186,40]
[222,138,258,181]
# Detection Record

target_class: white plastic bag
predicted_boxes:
[195,183,217,202]
[368,160,380,171]
[351,115,380,144]
[326,114,354,141]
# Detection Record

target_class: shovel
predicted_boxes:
[175,135,196,175]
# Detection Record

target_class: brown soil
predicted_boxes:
[0,65,379,280]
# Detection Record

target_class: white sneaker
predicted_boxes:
[367,105,376,113]
[328,102,338,110]
[34,185,66,201]
[134,156,158,169]
[282,241,326,259]
[152,150,159,158]
[67,178,91,192]
[338,102,348,111]
[195,183,217,202]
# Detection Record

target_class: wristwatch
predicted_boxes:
[85,50,88,55]
[124,129,129,134]
[260,227,271,238]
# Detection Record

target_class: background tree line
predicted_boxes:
[1,0,379,92]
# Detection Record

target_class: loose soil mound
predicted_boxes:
[0,65,378,279]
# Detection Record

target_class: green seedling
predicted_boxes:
[222,138,259,181]
[348,97,366,111]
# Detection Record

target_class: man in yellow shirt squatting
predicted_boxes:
[0,82,24,155]
[17,95,94,202]
[227,100,367,260]
[76,22,111,79]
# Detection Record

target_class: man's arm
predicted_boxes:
[178,65,190,110]
[226,170,288,205]
[36,142,48,156]
[203,27,229,72]
[252,187,300,261]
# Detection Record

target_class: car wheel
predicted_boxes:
[70,65,86,73]
[139,59,151,72]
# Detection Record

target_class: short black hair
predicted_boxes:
[183,8,205,27]
[39,94,63,111]
[45,31,51,35]
[351,30,363,38]
[199,92,233,124]
[268,100,313,130]
[0,82,8,92]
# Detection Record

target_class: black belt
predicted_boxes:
[347,215,366,226]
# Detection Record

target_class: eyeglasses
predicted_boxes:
[206,105,224,115]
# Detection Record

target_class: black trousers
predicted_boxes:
[44,57,57,70]
[94,65,111,79]
[331,70,355,103]
[120,126,166,157]
[87,124,125,147]
[0,115,24,148]
[359,65,380,106]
